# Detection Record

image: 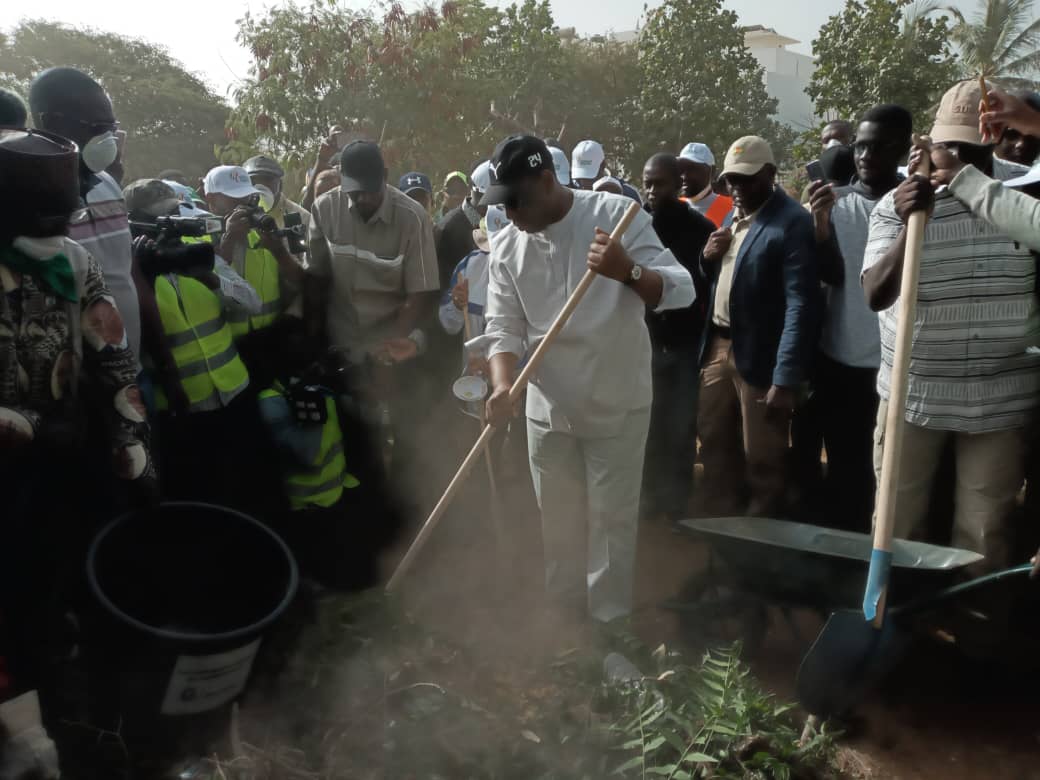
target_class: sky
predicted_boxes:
[1,0,978,99]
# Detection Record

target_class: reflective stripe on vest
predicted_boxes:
[155,274,250,412]
[259,388,359,510]
[183,233,282,337]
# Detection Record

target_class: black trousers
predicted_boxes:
[815,353,879,532]
[642,347,699,522]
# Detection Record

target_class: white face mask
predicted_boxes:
[13,235,67,259]
[82,131,119,173]
[254,184,276,212]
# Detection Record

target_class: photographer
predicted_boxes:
[125,178,282,519]
[201,165,304,340]
[1,128,155,777]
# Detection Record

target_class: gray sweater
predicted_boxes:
[948,165,1040,252]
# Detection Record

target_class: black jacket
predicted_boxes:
[435,203,478,290]
[646,199,714,353]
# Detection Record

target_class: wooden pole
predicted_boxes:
[865,136,932,627]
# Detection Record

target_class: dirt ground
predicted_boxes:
[386,450,1040,780]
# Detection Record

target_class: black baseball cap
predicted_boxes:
[339,140,385,193]
[480,135,555,207]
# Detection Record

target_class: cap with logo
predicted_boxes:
[203,165,261,199]
[480,136,555,207]
[720,136,775,178]
[571,139,605,180]
[399,171,432,195]
[471,160,492,194]
[679,142,715,167]
[243,155,285,179]
[549,146,571,185]
[339,140,386,194]
[930,80,987,146]
[123,178,181,217]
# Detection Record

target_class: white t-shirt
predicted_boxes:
[484,190,694,437]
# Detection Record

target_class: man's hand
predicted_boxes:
[702,227,733,263]
[257,226,287,255]
[980,87,1040,141]
[379,337,418,363]
[587,227,634,282]
[485,384,518,428]
[466,351,489,377]
[927,143,966,188]
[1031,546,1040,579]
[808,180,836,241]
[316,126,342,169]
[223,207,252,242]
[893,176,934,225]
[452,277,469,311]
[761,384,795,422]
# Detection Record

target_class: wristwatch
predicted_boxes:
[625,264,643,285]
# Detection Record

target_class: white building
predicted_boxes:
[742,26,817,130]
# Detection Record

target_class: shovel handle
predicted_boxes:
[866,137,932,627]
[386,201,643,592]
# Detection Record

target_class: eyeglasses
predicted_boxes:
[38,112,119,137]
[852,139,903,156]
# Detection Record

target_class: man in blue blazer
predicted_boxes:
[697,136,819,517]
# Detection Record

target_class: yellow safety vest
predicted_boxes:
[184,233,282,337]
[154,274,250,412]
[259,385,360,510]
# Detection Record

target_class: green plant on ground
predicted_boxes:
[601,640,835,779]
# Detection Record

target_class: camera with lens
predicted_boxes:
[241,204,278,233]
[130,214,222,278]
[238,205,307,256]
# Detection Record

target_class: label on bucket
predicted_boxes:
[160,639,261,716]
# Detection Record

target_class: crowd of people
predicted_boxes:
[1,62,1040,775]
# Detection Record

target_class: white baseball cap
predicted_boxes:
[571,139,605,180]
[473,204,511,252]
[471,160,492,194]
[550,146,571,185]
[679,142,715,167]
[1005,166,1040,189]
[203,165,260,199]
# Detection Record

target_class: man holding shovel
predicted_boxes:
[861,80,1040,572]
[481,135,694,623]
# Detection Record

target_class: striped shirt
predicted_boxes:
[308,185,438,357]
[862,178,1040,433]
[66,172,141,363]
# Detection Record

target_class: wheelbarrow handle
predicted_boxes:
[891,563,1034,620]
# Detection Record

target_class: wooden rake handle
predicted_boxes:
[386,201,643,592]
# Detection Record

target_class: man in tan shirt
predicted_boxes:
[306,140,438,365]
[696,136,819,517]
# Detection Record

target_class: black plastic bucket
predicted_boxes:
[84,501,298,760]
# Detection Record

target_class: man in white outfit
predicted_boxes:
[482,136,695,622]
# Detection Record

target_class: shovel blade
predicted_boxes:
[796,609,909,718]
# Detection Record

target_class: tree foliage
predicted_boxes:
[0,20,229,183]
[634,0,790,169]
[227,0,797,186]
[808,0,959,133]
[944,0,1040,89]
